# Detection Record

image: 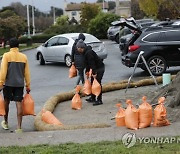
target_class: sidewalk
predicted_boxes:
[0,85,180,147]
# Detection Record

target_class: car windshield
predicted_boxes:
[72,34,100,43]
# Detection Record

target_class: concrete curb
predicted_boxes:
[34,75,176,131]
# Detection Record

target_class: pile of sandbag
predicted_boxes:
[115,96,170,130]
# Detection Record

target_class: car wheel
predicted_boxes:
[147,56,167,76]
[65,54,72,67]
[38,53,45,65]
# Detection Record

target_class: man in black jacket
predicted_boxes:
[76,40,105,106]
[71,33,86,85]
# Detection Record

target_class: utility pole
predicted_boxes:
[53,7,56,24]
[102,0,105,12]
[27,4,30,38]
[32,0,35,35]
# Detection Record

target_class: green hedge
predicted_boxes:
[19,34,55,44]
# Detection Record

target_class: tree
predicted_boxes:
[88,12,119,39]
[80,3,101,28]
[0,16,26,39]
[108,1,116,11]
[131,0,145,19]
[0,8,26,39]
[139,0,180,19]
[49,7,63,17]
[55,15,69,26]
[10,2,27,18]
[139,0,160,17]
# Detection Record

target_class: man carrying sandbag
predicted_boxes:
[71,33,86,85]
[0,38,31,133]
[76,39,105,106]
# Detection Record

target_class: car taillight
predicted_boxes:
[128,45,140,52]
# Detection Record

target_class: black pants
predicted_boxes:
[91,65,105,101]
[76,68,85,85]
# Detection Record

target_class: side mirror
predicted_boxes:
[44,42,48,47]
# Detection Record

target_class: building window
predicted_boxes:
[71,11,77,16]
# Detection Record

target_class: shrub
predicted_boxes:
[44,24,87,35]
[88,12,119,39]
[19,34,55,44]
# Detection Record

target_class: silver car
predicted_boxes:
[36,33,108,67]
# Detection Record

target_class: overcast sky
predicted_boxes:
[0,0,98,12]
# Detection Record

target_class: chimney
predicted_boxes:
[64,0,67,15]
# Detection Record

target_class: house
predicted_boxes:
[64,1,109,23]
[115,0,131,17]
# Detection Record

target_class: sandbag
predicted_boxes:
[72,85,82,110]
[139,96,152,128]
[22,93,36,116]
[0,94,5,116]
[115,103,125,126]
[83,76,92,95]
[69,64,77,78]
[92,77,101,96]
[41,109,63,126]
[153,97,170,127]
[125,99,139,130]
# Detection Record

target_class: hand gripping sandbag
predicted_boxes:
[139,96,152,128]
[115,103,125,126]
[92,77,101,96]
[83,76,92,95]
[69,64,77,78]
[125,99,139,130]
[72,85,82,110]
[22,93,36,116]
[153,97,170,127]
[0,94,5,116]
[41,109,63,126]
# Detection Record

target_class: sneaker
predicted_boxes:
[85,97,95,103]
[15,129,23,133]
[1,120,9,130]
[93,100,103,106]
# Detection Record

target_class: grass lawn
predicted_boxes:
[0,44,40,56]
[0,140,179,154]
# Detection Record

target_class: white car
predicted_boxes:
[36,33,108,67]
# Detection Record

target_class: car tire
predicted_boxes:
[38,53,45,65]
[147,55,167,76]
[65,54,72,67]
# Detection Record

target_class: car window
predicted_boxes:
[57,37,69,45]
[71,34,100,43]
[84,34,100,43]
[142,32,160,43]
[47,37,59,47]
[158,30,180,42]
[164,30,180,42]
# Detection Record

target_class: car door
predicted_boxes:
[54,37,69,61]
[158,30,180,64]
[43,37,59,61]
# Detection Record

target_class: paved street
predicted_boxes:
[0,40,180,133]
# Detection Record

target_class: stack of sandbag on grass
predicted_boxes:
[125,99,139,130]
[153,97,170,127]
[116,96,170,130]
[138,96,152,129]
[115,103,125,126]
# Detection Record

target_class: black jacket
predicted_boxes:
[84,46,104,75]
[71,39,85,69]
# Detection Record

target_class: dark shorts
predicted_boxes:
[3,86,24,102]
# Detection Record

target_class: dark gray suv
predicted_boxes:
[120,20,180,76]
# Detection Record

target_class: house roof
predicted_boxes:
[65,2,109,11]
